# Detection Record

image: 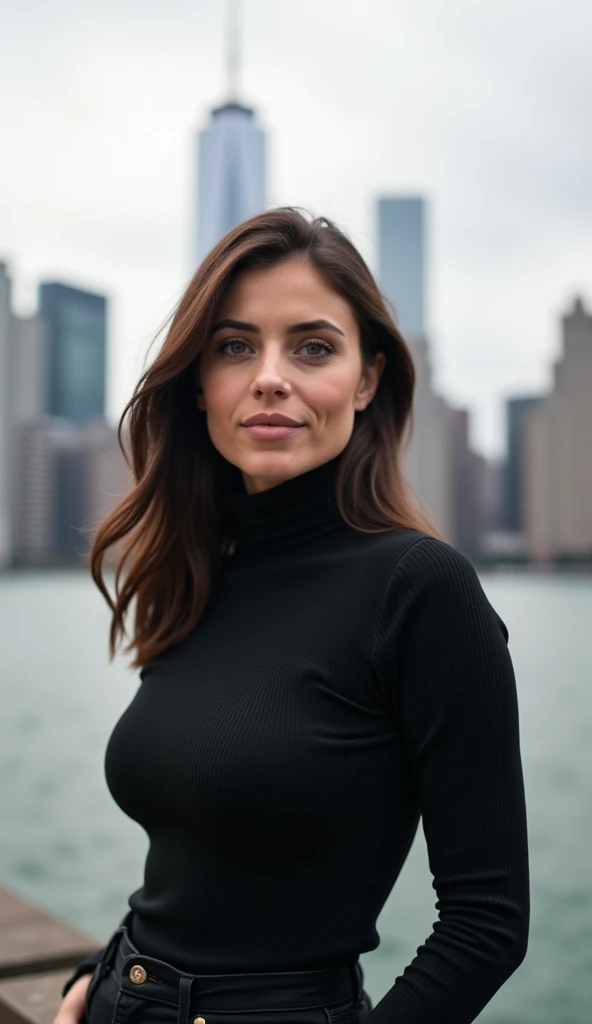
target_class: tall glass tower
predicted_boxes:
[377,195,453,540]
[378,197,426,339]
[192,0,267,267]
[39,282,107,428]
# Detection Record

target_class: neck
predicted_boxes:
[222,455,348,555]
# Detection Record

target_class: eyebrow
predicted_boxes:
[210,317,346,338]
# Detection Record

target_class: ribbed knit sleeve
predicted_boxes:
[60,946,104,998]
[366,537,530,1024]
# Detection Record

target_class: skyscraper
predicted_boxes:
[503,395,543,533]
[38,282,107,428]
[448,407,487,553]
[192,0,267,267]
[378,197,425,339]
[377,196,453,540]
[525,296,592,560]
[0,261,50,568]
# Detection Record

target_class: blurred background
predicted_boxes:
[0,2,590,1022]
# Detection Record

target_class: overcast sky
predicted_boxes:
[1,0,591,456]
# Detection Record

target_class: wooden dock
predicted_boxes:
[0,886,101,1024]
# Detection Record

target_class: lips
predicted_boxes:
[241,421,305,440]
[241,414,304,427]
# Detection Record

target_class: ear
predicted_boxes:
[353,351,386,411]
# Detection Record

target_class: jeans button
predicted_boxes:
[129,965,147,984]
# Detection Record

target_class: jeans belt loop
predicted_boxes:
[351,960,363,1005]
[99,915,129,980]
[177,976,194,1024]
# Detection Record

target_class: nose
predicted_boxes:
[249,346,293,398]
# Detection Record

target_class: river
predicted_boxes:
[0,570,590,1023]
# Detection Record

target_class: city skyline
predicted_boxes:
[1,254,590,566]
[1,1,591,457]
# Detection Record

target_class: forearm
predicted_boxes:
[362,890,528,1024]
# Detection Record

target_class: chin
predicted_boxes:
[244,450,308,474]
[238,449,318,488]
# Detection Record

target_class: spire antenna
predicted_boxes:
[226,0,240,102]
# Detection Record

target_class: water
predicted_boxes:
[0,570,590,1023]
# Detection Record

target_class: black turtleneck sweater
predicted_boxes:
[64,455,529,1023]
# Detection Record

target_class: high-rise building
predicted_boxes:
[503,395,543,533]
[448,406,488,554]
[378,197,425,339]
[524,296,592,561]
[0,261,50,568]
[14,418,129,566]
[192,0,267,266]
[0,263,13,568]
[402,337,453,540]
[12,314,47,422]
[377,197,453,539]
[14,417,76,565]
[38,282,107,428]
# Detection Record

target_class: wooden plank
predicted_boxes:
[0,967,72,1024]
[0,888,101,980]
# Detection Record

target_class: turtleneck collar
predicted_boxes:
[222,454,347,555]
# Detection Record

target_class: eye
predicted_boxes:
[216,338,252,358]
[298,339,336,359]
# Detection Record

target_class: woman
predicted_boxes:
[53,207,529,1024]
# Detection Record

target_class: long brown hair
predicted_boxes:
[90,207,439,669]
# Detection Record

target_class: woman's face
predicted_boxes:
[196,258,386,494]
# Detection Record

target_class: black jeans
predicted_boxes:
[83,913,373,1024]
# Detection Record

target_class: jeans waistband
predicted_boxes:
[97,912,365,1018]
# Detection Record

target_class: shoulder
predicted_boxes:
[387,533,482,589]
[371,532,510,647]
[364,529,478,589]
[352,528,480,607]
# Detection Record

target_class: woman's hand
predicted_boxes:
[52,972,92,1024]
